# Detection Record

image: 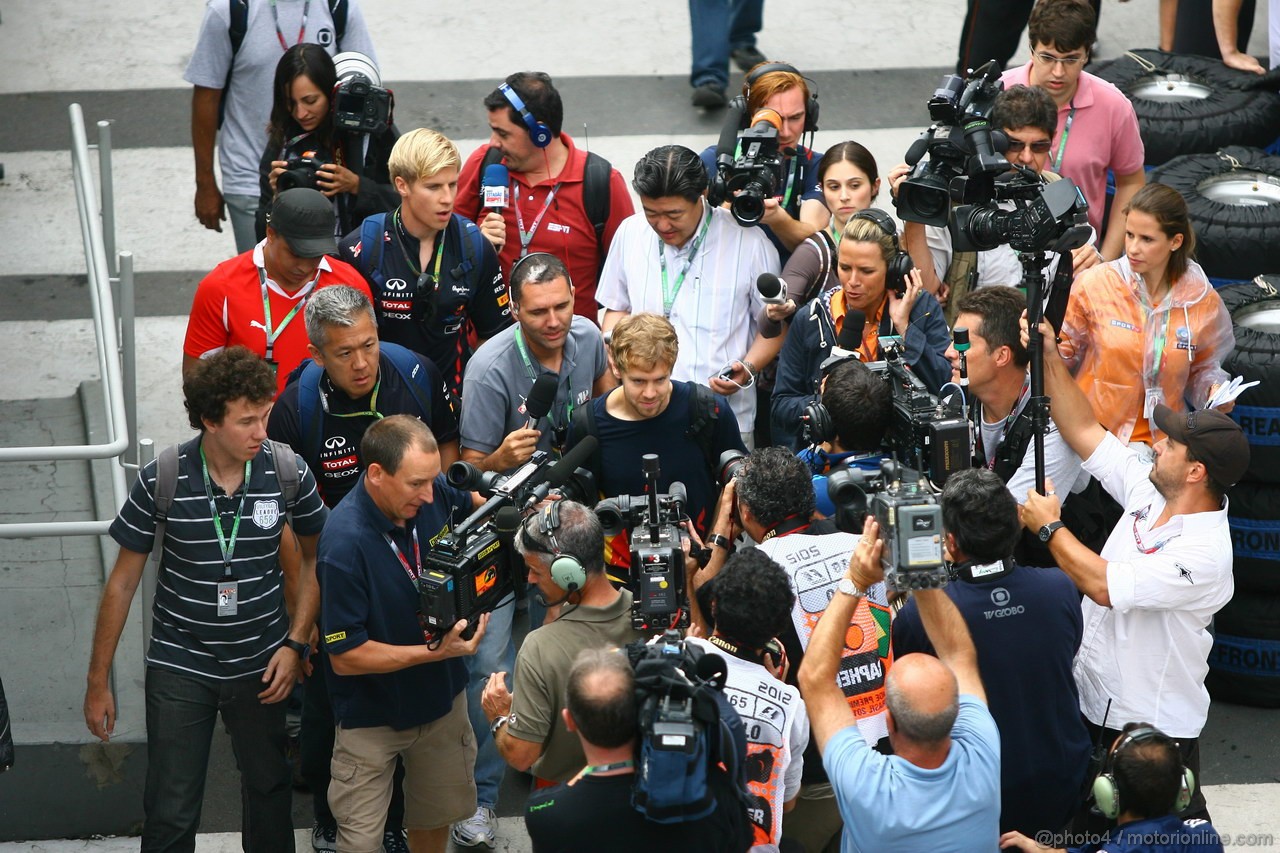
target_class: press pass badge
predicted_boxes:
[217,580,239,617]
[1144,388,1162,420]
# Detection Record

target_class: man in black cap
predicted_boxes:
[1020,317,1250,827]
[184,187,374,397]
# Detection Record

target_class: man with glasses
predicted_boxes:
[1019,316,1249,829]
[1002,0,1145,260]
[893,85,1101,319]
[339,128,511,400]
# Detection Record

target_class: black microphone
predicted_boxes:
[667,481,688,518]
[520,436,599,512]
[495,506,522,546]
[481,163,509,211]
[836,309,866,354]
[696,651,728,690]
[523,374,559,428]
[756,272,786,305]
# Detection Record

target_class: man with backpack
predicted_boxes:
[267,284,459,852]
[185,0,378,252]
[83,347,328,851]
[455,71,634,323]
[338,128,511,400]
[564,313,747,536]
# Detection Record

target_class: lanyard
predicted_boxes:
[781,154,800,210]
[514,329,573,435]
[513,182,563,257]
[200,447,252,578]
[1052,102,1077,173]
[257,265,319,364]
[323,375,383,420]
[829,219,842,245]
[383,526,422,584]
[281,130,314,154]
[569,759,635,785]
[657,204,714,316]
[269,0,311,51]
[981,380,1032,468]
[1130,504,1178,554]
[393,209,446,279]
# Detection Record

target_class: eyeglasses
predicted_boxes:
[1006,139,1053,154]
[1034,50,1086,67]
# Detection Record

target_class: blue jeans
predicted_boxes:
[464,596,516,808]
[689,0,765,88]
[142,666,292,853]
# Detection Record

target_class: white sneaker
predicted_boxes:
[451,806,498,848]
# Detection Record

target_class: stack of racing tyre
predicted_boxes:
[1209,276,1280,707]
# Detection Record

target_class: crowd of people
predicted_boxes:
[77,0,1266,850]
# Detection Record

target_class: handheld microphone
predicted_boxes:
[835,309,866,355]
[523,374,559,429]
[495,506,522,547]
[953,327,971,389]
[481,163,509,210]
[520,436,598,512]
[756,272,786,306]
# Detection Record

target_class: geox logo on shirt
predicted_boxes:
[1110,320,1138,331]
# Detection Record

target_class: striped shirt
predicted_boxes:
[109,437,327,680]
[596,202,781,434]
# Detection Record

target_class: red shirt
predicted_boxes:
[183,243,373,396]
[456,133,634,322]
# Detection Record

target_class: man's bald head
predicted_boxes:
[885,653,960,747]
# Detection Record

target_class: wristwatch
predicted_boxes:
[281,638,309,656]
[837,577,866,598]
[1038,520,1066,543]
[708,533,733,550]
[490,715,509,736]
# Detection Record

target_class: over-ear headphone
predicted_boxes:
[525,501,587,592]
[1092,725,1196,820]
[500,83,552,148]
[850,208,914,297]
[725,61,820,134]
[801,399,834,446]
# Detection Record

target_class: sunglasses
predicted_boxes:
[1006,139,1053,154]
[412,272,438,324]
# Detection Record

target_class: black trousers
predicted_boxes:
[955,0,1104,75]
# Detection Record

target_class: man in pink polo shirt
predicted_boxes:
[1002,0,1145,261]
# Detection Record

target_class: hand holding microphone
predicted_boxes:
[479,162,509,252]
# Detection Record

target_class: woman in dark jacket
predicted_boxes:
[771,211,950,449]
[255,44,398,241]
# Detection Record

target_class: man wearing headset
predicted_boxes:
[1000,723,1224,853]
[698,62,829,261]
[479,500,641,786]
[456,72,635,322]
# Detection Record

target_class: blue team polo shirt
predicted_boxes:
[318,472,471,730]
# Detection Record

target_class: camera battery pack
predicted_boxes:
[418,570,457,631]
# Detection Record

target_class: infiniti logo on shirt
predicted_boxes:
[325,436,347,450]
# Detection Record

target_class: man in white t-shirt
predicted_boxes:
[184,0,377,252]
[1020,317,1251,825]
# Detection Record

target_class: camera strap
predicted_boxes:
[657,203,714,316]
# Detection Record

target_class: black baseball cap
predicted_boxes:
[267,188,337,257]
[1153,404,1250,489]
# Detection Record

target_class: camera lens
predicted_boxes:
[731,189,766,226]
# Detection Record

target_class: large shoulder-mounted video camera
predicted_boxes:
[332,52,394,134]
[418,439,596,640]
[708,108,786,227]
[595,454,691,631]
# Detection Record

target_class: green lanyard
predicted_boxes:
[514,328,572,441]
[829,218,842,245]
[1052,102,1077,173]
[323,375,383,420]
[733,142,801,210]
[393,208,446,279]
[257,265,319,365]
[657,204,714,316]
[199,446,252,578]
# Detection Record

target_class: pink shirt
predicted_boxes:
[1002,64,1145,234]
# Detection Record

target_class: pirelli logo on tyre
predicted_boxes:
[325,631,347,645]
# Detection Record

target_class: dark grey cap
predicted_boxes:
[267,188,337,258]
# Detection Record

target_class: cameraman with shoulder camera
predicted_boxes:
[316,415,489,853]
[256,46,399,243]
[942,287,1103,567]
[480,501,641,786]
[565,313,746,535]
[598,145,780,443]
[699,62,829,261]
[524,647,751,853]
[694,447,892,853]
[889,85,1101,318]
[892,468,1090,839]
[799,514,1001,853]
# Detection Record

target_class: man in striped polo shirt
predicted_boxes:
[84,346,328,851]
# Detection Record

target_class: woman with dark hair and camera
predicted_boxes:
[759,140,881,338]
[254,44,398,241]
[1058,182,1234,448]
[770,212,950,449]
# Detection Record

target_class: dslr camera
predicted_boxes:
[595,454,691,630]
[709,109,786,227]
[277,150,330,193]
[332,51,394,134]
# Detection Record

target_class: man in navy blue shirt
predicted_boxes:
[893,468,1091,838]
[318,415,489,853]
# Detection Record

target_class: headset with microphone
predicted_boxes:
[500,83,552,148]
[1091,725,1196,820]
[520,501,587,607]
[850,208,914,297]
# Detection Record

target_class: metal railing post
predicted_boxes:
[119,251,137,467]
[97,120,117,281]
